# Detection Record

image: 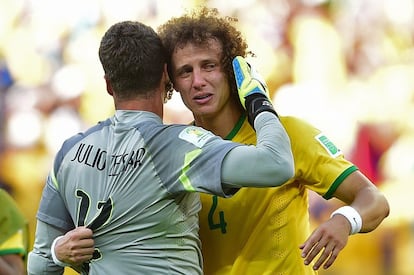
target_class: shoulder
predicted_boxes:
[279,116,322,142]
[280,116,319,133]
[0,190,20,213]
[53,118,112,174]
[60,118,112,152]
[166,125,222,149]
[0,188,11,202]
[280,116,343,158]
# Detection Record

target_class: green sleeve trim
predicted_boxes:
[179,149,202,192]
[323,165,359,199]
[0,248,25,257]
[225,114,246,140]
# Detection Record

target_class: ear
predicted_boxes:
[104,75,114,96]
[163,63,178,94]
[163,64,170,83]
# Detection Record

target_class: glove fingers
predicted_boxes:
[232,56,251,90]
[233,56,269,95]
[249,64,269,95]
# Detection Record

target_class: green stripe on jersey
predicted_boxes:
[179,149,202,191]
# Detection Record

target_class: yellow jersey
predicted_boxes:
[199,115,358,275]
[0,189,28,259]
[0,230,26,257]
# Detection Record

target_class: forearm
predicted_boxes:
[221,112,294,187]
[0,258,13,275]
[332,170,390,233]
[27,220,65,275]
[0,255,24,275]
[352,184,390,232]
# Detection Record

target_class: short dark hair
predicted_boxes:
[99,21,167,100]
[158,7,250,96]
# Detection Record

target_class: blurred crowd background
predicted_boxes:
[0,0,413,274]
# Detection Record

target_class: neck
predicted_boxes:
[115,95,164,118]
[193,104,243,139]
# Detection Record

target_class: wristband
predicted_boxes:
[51,235,70,267]
[245,93,278,127]
[330,206,362,235]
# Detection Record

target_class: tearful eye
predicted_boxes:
[176,66,193,78]
[204,63,216,71]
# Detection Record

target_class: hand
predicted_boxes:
[232,56,270,108]
[54,226,95,267]
[299,215,351,270]
[232,56,277,126]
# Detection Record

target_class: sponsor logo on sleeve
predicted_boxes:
[179,126,215,148]
[315,133,342,157]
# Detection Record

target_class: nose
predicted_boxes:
[192,68,206,90]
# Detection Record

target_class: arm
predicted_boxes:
[221,56,294,188]
[221,112,294,187]
[28,220,66,275]
[300,170,390,270]
[0,255,24,275]
[332,171,390,232]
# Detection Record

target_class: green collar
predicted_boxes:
[225,113,246,140]
[191,113,246,141]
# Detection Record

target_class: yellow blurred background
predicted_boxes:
[0,0,413,274]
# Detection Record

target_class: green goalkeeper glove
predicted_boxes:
[232,56,278,127]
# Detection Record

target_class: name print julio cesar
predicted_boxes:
[71,143,146,176]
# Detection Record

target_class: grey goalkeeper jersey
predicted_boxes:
[36,110,240,274]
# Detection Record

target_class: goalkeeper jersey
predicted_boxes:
[34,111,241,275]
[199,115,358,275]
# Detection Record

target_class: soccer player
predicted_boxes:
[0,188,28,275]
[157,7,390,274]
[27,20,294,274]
[53,8,391,274]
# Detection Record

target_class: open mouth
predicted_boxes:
[193,94,212,105]
[194,94,211,100]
